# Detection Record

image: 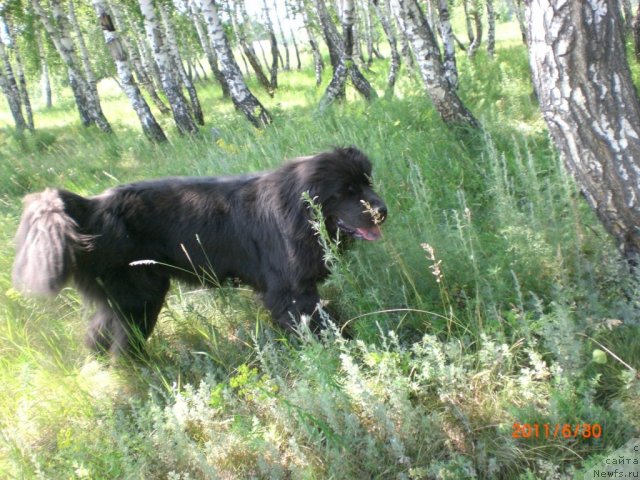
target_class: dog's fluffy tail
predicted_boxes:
[12,188,85,296]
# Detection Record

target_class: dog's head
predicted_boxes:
[296,147,387,241]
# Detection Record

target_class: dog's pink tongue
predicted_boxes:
[357,225,381,241]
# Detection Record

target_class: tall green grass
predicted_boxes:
[1,32,638,479]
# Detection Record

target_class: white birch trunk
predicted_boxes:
[67,0,113,131]
[106,0,170,114]
[373,0,401,94]
[513,0,527,43]
[486,0,495,58]
[138,0,198,135]
[398,19,415,73]
[467,0,483,58]
[316,0,376,104]
[362,0,375,66]
[93,0,167,143]
[352,5,365,65]
[525,0,640,261]
[36,31,52,108]
[0,41,27,131]
[68,0,97,95]
[32,0,112,132]
[190,3,230,97]
[233,1,272,94]
[315,0,343,69]
[634,3,640,61]
[290,27,302,70]
[262,0,279,89]
[197,0,271,127]
[621,0,633,34]
[129,14,164,95]
[391,0,479,127]
[299,2,324,86]
[159,3,204,125]
[272,0,290,71]
[436,0,458,89]
[2,16,34,129]
[462,0,475,45]
[257,35,270,70]
[320,0,355,108]
[46,0,89,126]
[57,0,111,132]
[425,0,436,30]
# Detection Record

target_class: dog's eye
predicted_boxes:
[346,185,357,195]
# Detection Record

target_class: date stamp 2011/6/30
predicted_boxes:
[512,422,602,440]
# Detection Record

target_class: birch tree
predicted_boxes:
[436,0,458,89]
[36,30,52,108]
[190,3,229,97]
[272,0,290,71]
[257,35,270,69]
[467,0,483,58]
[68,0,97,96]
[320,0,378,107]
[390,0,479,127]
[486,0,495,58]
[315,0,376,102]
[525,0,640,262]
[424,0,436,29]
[314,0,344,69]
[0,40,28,131]
[32,0,112,132]
[290,26,302,69]
[106,0,170,114]
[134,8,165,84]
[352,5,365,65]
[139,0,198,135]
[262,0,279,89]
[362,0,375,66]
[373,0,401,94]
[398,18,415,73]
[512,0,527,43]
[159,3,204,125]
[198,0,271,127]
[232,1,272,94]
[54,0,103,129]
[320,0,355,107]
[621,0,633,34]
[2,16,34,129]
[93,0,167,143]
[299,1,324,86]
[126,9,165,97]
[286,2,302,71]
[462,0,475,46]
[634,4,640,61]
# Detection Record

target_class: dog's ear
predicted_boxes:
[293,153,338,205]
[333,147,372,176]
[334,146,362,161]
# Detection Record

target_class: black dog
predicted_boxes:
[12,147,387,355]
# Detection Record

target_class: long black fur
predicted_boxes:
[13,147,387,355]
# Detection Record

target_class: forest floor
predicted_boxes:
[1,21,639,479]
